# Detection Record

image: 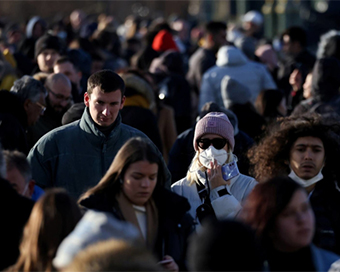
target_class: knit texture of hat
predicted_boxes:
[35,34,63,59]
[193,112,235,151]
[152,30,178,52]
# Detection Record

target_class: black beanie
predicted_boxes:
[34,34,64,59]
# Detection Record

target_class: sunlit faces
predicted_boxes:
[272,189,315,252]
[289,136,325,180]
[37,49,60,73]
[54,62,82,88]
[47,79,72,112]
[122,161,158,206]
[303,73,313,99]
[84,87,125,127]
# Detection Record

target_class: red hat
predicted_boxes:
[152,30,178,52]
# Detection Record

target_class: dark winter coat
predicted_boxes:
[0,90,29,154]
[80,187,194,270]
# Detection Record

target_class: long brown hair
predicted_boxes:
[78,137,166,202]
[11,188,81,272]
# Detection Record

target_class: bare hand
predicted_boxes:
[207,160,228,189]
[159,255,179,272]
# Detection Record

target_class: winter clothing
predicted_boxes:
[0,178,34,270]
[34,34,64,59]
[79,187,194,270]
[27,108,171,199]
[221,75,252,108]
[309,177,340,255]
[27,98,67,149]
[150,52,192,134]
[277,49,315,98]
[53,210,140,269]
[120,73,163,153]
[193,112,235,151]
[186,47,217,95]
[172,171,257,222]
[0,91,29,154]
[199,46,276,109]
[152,30,178,52]
[292,57,340,116]
[228,103,266,141]
[266,244,339,271]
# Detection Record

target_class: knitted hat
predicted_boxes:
[35,34,64,59]
[221,75,251,108]
[152,30,178,52]
[193,112,235,151]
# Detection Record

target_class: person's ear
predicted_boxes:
[28,180,35,198]
[120,95,126,110]
[23,99,32,111]
[84,92,90,107]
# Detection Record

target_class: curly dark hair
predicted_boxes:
[248,113,340,182]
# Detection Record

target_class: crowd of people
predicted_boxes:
[1,7,340,271]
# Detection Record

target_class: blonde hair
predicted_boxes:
[62,239,160,272]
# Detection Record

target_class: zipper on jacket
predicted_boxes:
[102,141,107,153]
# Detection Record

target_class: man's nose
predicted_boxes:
[304,149,312,159]
[60,100,68,108]
[102,107,111,116]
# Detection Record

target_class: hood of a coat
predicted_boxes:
[216,45,248,67]
[312,57,340,101]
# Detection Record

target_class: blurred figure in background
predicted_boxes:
[241,177,339,271]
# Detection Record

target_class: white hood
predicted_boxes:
[216,45,248,67]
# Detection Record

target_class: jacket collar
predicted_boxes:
[79,107,122,138]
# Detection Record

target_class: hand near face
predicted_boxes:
[207,160,228,189]
[159,255,179,272]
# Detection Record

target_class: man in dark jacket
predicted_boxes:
[28,70,171,199]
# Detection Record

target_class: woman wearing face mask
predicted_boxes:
[171,112,257,225]
[79,137,194,272]
[240,176,339,271]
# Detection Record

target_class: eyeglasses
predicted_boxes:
[197,138,227,150]
[35,101,46,114]
[48,88,72,102]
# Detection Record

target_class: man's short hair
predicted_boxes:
[10,75,47,104]
[205,21,227,36]
[87,70,125,96]
[54,56,80,72]
[3,150,32,182]
[281,26,307,48]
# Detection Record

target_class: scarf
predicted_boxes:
[116,192,158,250]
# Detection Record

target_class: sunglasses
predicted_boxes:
[197,138,227,150]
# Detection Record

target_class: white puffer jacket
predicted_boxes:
[171,170,257,224]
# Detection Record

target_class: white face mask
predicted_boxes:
[199,146,228,169]
[288,169,323,188]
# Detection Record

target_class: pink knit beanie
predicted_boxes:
[193,112,235,151]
